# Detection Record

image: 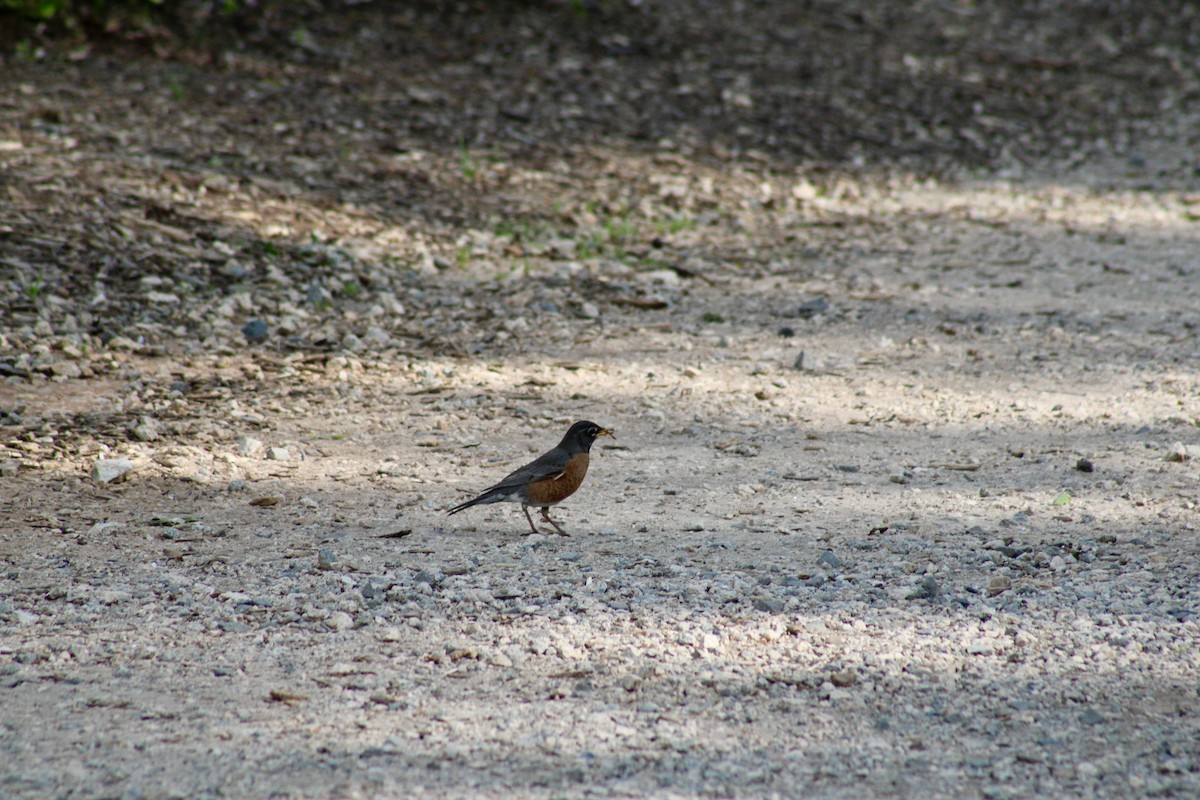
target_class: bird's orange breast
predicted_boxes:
[523,452,589,507]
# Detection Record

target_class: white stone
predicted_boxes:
[327,611,354,631]
[92,458,134,483]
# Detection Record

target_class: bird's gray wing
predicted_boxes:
[485,448,571,492]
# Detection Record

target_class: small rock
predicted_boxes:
[378,627,404,643]
[376,292,406,316]
[1165,442,1194,463]
[92,458,134,484]
[317,548,338,570]
[796,296,829,318]
[327,611,354,632]
[792,350,806,370]
[238,436,264,457]
[132,417,159,442]
[907,575,939,600]
[987,575,1012,596]
[753,598,784,613]
[1078,708,1106,726]
[242,319,269,343]
[107,336,141,351]
[1075,457,1095,473]
[792,180,818,200]
[830,670,857,687]
[0,461,17,477]
[49,361,83,379]
[817,550,842,569]
[268,689,309,706]
[778,326,795,338]
[414,570,442,587]
[267,447,290,461]
[966,639,994,656]
[364,327,392,347]
[307,284,332,308]
[579,301,600,319]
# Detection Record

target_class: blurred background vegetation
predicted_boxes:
[0,0,331,45]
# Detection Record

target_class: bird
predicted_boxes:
[447,420,615,535]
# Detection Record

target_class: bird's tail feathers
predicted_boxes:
[446,498,479,515]
[447,487,508,515]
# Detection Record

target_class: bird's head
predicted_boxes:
[562,420,615,450]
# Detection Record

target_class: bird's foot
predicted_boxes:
[540,508,569,536]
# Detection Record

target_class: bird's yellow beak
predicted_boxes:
[597,428,615,439]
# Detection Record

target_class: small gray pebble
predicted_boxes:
[242,319,269,343]
[307,284,332,307]
[317,549,338,570]
[908,575,940,600]
[817,550,843,569]
[797,296,829,318]
[414,570,443,586]
[753,598,785,613]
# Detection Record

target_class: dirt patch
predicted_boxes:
[2,2,1199,798]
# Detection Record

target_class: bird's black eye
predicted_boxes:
[589,427,599,436]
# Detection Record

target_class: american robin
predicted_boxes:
[447,420,615,535]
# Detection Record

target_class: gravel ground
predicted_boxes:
[2,2,1199,798]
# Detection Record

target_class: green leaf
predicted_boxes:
[1052,491,1071,507]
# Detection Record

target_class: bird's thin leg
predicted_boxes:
[540,507,569,536]
[521,505,540,535]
